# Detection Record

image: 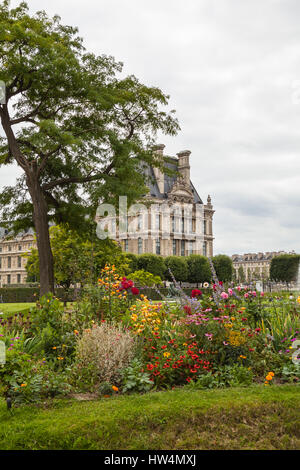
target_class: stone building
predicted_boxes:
[0,228,35,287]
[231,251,296,282]
[109,144,214,257]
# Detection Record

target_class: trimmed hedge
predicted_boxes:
[0,287,77,303]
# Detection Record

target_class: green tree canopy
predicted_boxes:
[164,255,188,282]
[0,1,179,295]
[270,254,300,283]
[25,224,129,289]
[186,255,211,284]
[212,255,233,282]
[136,253,166,278]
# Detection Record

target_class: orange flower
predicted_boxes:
[112,386,119,392]
[21,383,27,387]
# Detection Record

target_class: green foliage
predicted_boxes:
[186,255,211,283]
[98,381,114,396]
[121,359,153,393]
[187,365,253,389]
[25,224,130,288]
[29,293,77,360]
[212,255,233,282]
[270,254,300,283]
[137,253,166,278]
[164,256,188,282]
[128,270,162,287]
[124,253,139,273]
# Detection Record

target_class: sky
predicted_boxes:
[2,0,300,256]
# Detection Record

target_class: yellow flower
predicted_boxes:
[163,351,171,358]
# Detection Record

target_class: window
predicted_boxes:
[189,218,193,234]
[138,238,143,254]
[181,240,185,256]
[8,246,11,252]
[172,239,177,255]
[138,214,143,231]
[181,217,184,233]
[18,245,22,251]
[0,258,1,269]
[18,256,22,268]
[155,213,160,231]
[203,241,207,257]
[156,238,161,255]
[124,239,128,252]
[171,216,176,233]
[203,220,207,234]
[17,274,21,284]
[7,274,11,285]
[188,241,194,255]
[7,256,11,268]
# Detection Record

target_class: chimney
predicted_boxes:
[176,150,191,186]
[152,144,165,194]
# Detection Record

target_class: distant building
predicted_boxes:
[232,251,296,282]
[0,228,35,287]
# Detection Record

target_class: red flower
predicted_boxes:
[184,305,192,314]
[131,287,140,295]
[191,289,202,298]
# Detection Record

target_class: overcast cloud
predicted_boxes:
[2,0,300,256]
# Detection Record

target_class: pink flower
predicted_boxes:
[237,286,241,292]
[228,288,233,296]
[221,292,229,299]
[261,292,264,297]
[244,293,249,298]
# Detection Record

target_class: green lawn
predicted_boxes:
[0,303,35,317]
[0,385,299,450]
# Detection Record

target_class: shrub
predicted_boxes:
[75,323,136,385]
[128,270,163,287]
[137,254,166,278]
[164,256,188,282]
[212,254,233,282]
[121,358,153,393]
[186,255,211,283]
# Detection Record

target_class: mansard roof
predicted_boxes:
[144,157,203,204]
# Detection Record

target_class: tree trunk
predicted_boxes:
[27,176,54,296]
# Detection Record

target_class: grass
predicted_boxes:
[0,303,35,317]
[0,384,299,450]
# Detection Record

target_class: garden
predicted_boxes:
[0,257,300,449]
[0,259,299,405]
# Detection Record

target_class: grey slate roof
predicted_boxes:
[144,158,203,204]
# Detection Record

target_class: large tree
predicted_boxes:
[0,1,179,295]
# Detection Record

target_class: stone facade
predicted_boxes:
[0,228,35,287]
[232,251,297,282]
[113,144,214,257]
